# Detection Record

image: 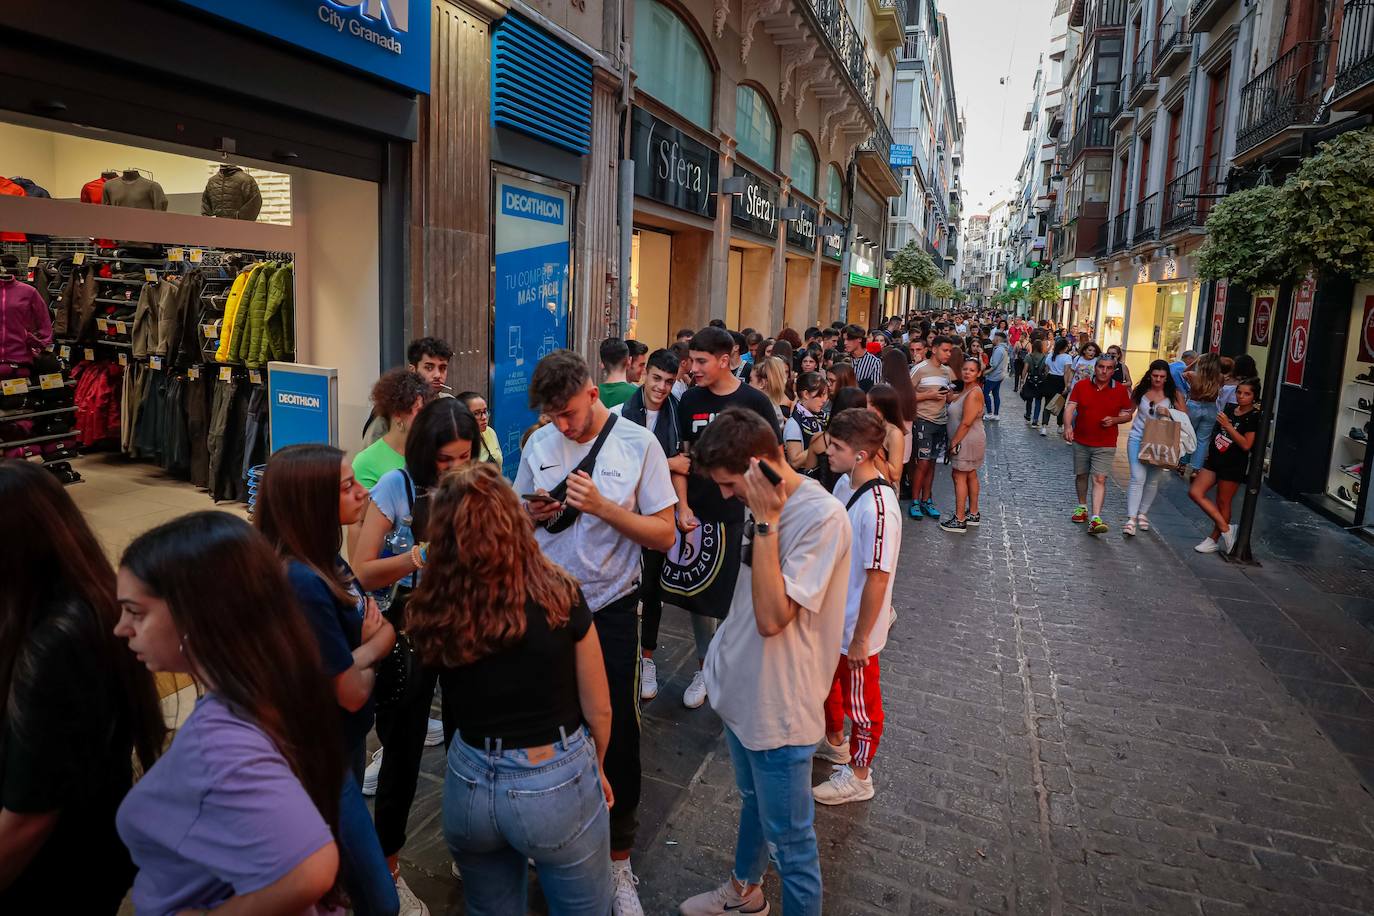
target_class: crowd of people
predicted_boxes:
[2,309,1262,916]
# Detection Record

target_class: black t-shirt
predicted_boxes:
[678,381,784,523]
[1205,405,1260,478]
[1,597,137,913]
[446,591,594,746]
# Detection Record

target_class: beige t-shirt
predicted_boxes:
[703,478,852,751]
[912,361,955,423]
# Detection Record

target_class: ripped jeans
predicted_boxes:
[724,727,822,915]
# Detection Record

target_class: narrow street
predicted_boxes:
[399,413,1374,915]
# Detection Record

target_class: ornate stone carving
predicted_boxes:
[714,0,729,38]
[739,0,784,63]
[793,60,831,117]
[779,44,815,103]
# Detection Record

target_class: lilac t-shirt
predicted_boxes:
[116,694,334,916]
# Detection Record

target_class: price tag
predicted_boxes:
[59,345,71,359]
[38,373,64,391]
[118,352,128,367]
[73,252,86,265]
[83,348,95,362]
[25,271,35,282]
[114,320,128,334]
[145,268,158,282]
[25,452,43,464]
[1,378,28,397]
[219,366,233,382]
[150,356,163,370]
[189,249,204,263]
[248,370,262,385]
[201,323,219,339]
[168,248,185,262]
[188,366,201,380]
[26,256,38,268]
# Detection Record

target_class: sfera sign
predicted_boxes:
[631,108,718,219]
[730,165,778,239]
[786,198,817,253]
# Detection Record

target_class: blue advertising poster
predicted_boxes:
[492,174,572,480]
[174,0,429,93]
[267,363,338,451]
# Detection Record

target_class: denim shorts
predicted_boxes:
[914,418,948,463]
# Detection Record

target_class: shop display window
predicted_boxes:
[1324,289,1374,520]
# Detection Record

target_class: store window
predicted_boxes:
[735,85,777,169]
[789,133,817,199]
[826,164,844,213]
[634,0,714,129]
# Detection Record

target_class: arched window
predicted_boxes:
[826,164,844,212]
[734,85,777,168]
[634,0,713,129]
[790,133,818,198]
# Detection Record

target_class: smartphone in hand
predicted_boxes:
[757,460,783,486]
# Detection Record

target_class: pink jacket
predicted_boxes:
[0,277,52,364]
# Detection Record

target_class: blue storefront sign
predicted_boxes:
[267,362,338,451]
[889,144,913,167]
[174,0,430,93]
[492,173,573,480]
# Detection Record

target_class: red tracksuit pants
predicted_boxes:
[822,653,884,769]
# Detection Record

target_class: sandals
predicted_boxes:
[1136,515,1150,531]
[1122,518,1137,536]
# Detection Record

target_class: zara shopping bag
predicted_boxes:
[1138,415,1183,468]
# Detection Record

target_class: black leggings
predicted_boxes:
[596,591,642,853]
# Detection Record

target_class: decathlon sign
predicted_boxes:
[268,362,339,451]
[175,0,429,92]
[502,186,566,224]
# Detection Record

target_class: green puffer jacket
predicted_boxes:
[233,263,276,364]
[224,265,265,363]
[253,263,294,366]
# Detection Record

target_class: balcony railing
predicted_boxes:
[1336,0,1374,100]
[1110,209,1131,252]
[1154,8,1187,71]
[877,0,909,25]
[1235,40,1329,154]
[1190,0,1235,31]
[1162,163,1224,233]
[1086,0,1127,34]
[1133,192,1161,245]
[1131,40,1156,99]
[858,108,901,183]
[808,0,876,106]
[901,28,928,63]
[1069,114,1114,161]
[1094,221,1110,257]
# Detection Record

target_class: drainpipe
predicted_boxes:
[839,161,858,323]
[616,0,633,339]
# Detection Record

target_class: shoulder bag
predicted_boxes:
[541,413,618,533]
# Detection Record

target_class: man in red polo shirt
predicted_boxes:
[1064,354,1135,534]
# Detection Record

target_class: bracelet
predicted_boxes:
[410,545,424,570]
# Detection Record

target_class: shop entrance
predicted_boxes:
[849,284,874,329]
[727,247,744,331]
[630,227,672,348]
[1155,282,1190,360]
[819,263,840,326]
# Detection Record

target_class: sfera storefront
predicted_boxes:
[1,0,422,510]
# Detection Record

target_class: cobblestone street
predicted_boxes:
[400,415,1374,915]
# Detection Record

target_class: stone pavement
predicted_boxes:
[397,414,1374,915]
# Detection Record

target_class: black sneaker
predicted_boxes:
[1353,427,1368,442]
[966,512,981,526]
[939,517,967,534]
[1360,397,1372,410]
[1357,368,1374,383]
[1338,485,1357,504]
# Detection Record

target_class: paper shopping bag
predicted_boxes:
[1138,416,1182,468]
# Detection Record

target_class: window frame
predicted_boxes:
[789,132,819,200]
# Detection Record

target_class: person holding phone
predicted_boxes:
[515,350,677,916]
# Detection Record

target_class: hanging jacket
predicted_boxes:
[219,266,263,363]
[214,270,252,363]
[0,178,26,243]
[0,277,53,364]
[201,167,262,220]
[8,177,50,199]
[234,264,276,364]
[69,266,101,343]
[254,263,293,365]
[131,281,160,359]
[171,270,207,370]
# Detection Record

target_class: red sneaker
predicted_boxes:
[1071,505,1088,523]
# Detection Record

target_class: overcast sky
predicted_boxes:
[939,0,1056,220]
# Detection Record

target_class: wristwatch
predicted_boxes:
[754,521,777,537]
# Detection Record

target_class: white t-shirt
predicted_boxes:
[1047,353,1072,377]
[703,478,851,751]
[514,417,677,611]
[831,475,900,655]
[608,401,659,432]
[1070,355,1097,385]
[671,379,689,400]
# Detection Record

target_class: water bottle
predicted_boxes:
[375,515,413,611]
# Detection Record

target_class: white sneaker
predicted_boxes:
[611,859,645,916]
[683,670,708,709]
[1222,524,1238,553]
[678,878,770,915]
[814,737,851,764]
[1039,425,1048,436]
[425,717,443,747]
[640,657,659,701]
[1194,536,1219,554]
[395,873,430,916]
[362,747,384,796]
[812,764,875,806]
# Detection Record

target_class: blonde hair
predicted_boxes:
[752,356,789,408]
[1190,353,1223,401]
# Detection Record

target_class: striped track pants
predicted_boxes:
[822,653,884,769]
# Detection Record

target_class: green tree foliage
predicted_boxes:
[1282,128,1374,280]
[1027,273,1059,303]
[885,241,940,290]
[1196,185,1298,288]
[929,279,957,300]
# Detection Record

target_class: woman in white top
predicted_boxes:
[1069,342,1101,387]
[1123,360,1187,536]
[1043,338,1074,434]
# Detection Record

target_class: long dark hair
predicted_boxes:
[0,460,164,773]
[407,463,580,667]
[121,513,342,836]
[256,444,352,604]
[831,386,869,415]
[406,398,480,489]
[880,347,916,423]
[867,383,904,428]
[1132,358,1179,405]
[829,361,858,391]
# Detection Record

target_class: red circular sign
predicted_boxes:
[1254,298,1273,344]
[1290,324,1308,364]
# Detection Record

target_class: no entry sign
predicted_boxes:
[1210,280,1228,353]
[1251,294,1274,346]
[1284,276,1317,388]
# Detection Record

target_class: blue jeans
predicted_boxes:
[983,378,1003,416]
[443,726,611,915]
[1186,400,1219,469]
[725,727,822,915]
[339,764,400,916]
[1025,395,1045,423]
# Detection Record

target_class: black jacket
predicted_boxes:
[202,167,262,220]
[619,386,679,458]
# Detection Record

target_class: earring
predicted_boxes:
[179,635,188,656]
